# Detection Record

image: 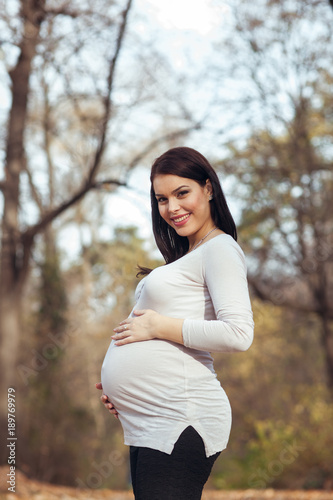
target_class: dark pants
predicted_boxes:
[129,426,221,500]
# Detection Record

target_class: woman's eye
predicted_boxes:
[156,191,189,203]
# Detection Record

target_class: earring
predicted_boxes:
[209,195,213,201]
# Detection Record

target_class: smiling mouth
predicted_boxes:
[172,214,190,224]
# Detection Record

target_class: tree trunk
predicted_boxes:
[0,293,22,463]
[0,0,45,434]
[320,314,333,397]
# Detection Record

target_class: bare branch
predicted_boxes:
[41,70,56,207]
[92,179,127,190]
[23,164,44,213]
[21,0,133,242]
[44,2,112,22]
[21,176,122,244]
[248,275,333,318]
[127,122,202,171]
[45,8,81,19]
[87,0,133,187]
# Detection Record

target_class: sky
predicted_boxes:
[142,0,230,34]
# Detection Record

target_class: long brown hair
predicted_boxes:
[137,147,237,276]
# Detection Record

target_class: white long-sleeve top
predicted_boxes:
[101,234,254,457]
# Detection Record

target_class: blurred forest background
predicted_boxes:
[0,0,333,492]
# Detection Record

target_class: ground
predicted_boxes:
[0,467,332,500]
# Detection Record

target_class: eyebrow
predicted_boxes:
[155,185,190,197]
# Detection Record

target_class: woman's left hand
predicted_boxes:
[112,309,161,346]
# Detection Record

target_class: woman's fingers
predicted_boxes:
[101,395,113,407]
[96,382,118,418]
[118,316,132,325]
[113,323,131,334]
[108,405,119,418]
[100,394,119,418]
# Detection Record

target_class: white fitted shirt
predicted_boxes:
[101,234,254,457]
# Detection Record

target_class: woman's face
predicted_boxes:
[153,174,214,245]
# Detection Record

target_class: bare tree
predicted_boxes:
[0,0,201,431]
[213,0,333,392]
[0,0,132,426]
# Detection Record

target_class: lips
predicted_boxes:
[171,213,191,226]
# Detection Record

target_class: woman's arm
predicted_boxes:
[181,238,254,352]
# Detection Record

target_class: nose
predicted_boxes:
[168,197,180,214]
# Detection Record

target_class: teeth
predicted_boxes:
[174,214,189,223]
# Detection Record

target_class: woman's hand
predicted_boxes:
[112,309,161,346]
[95,382,118,419]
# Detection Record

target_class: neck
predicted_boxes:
[188,227,218,253]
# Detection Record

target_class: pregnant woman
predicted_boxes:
[98,146,254,500]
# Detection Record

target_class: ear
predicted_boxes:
[205,179,213,199]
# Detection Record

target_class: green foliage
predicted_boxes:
[239,387,333,490]
[211,300,333,490]
[68,225,162,321]
[37,255,67,334]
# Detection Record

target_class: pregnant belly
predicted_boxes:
[101,339,188,418]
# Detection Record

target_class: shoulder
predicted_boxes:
[204,234,245,258]
[202,234,247,271]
